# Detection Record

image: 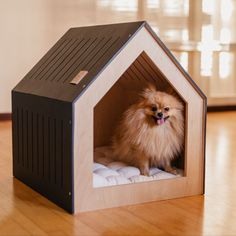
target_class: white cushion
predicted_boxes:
[93,146,178,187]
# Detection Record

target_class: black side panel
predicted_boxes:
[12,92,73,213]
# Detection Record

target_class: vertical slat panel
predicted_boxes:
[51,118,56,184]
[12,93,73,212]
[54,119,61,186]
[18,108,23,167]
[21,109,25,167]
[48,117,53,183]
[59,120,64,188]
[42,116,45,178]
[32,112,38,173]
[36,113,40,175]
[24,110,29,169]
[28,111,33,172]
[55,119,62,187]
[43,116,49,181]
[16,108,20,164]
[47,117,51,183]
[38,114,44,177]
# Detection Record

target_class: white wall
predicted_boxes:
[0,0,100,113]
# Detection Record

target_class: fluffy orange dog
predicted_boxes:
[112,84,184,176]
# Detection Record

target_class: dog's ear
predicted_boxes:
[140,83,157,98]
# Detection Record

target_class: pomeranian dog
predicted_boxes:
[112,84,184,176]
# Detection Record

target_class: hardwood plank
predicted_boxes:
[0,219,30,236]
[1,112,236,235]
[79,208,168,236]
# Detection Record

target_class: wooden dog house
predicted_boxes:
[12,21,206,214]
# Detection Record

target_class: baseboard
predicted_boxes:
[207,105,236,112]
[0,113,12,120]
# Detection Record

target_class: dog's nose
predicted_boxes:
[157,112,163,118]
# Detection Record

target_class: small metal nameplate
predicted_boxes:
[70,70,88,85]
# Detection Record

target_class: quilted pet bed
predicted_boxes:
[93,146,178,188]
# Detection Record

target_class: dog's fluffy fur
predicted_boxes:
[112,84,184,176]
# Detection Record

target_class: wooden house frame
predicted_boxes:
[12,21,206,214]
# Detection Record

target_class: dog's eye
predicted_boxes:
[164,107,170,112]
[151,105,157,112]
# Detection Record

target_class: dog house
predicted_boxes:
[12,21,206,214]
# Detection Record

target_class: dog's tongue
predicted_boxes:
[157,118,165,125]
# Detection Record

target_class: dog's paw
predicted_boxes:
[140,167,150,176]
[175,169,184,177]
[170,168,178,175]
[170,168,183,176]
[164,166,183,176]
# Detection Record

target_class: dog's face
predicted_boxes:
[139,85,183,126]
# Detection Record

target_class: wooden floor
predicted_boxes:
[0,112,236,236]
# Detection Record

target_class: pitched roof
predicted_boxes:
[13,21,206,102]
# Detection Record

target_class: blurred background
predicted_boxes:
[1,0,236,113]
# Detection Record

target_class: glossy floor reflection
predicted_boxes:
[204,112,236,235]
[1,112,236,235]
[1,0,236,111]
